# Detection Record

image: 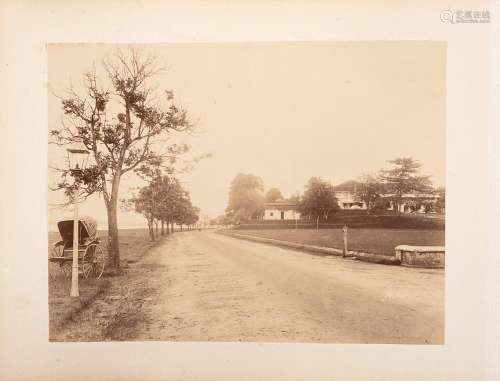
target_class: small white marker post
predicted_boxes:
[66,147,89,298]
[342,224,348,258]
[70,187,79,297]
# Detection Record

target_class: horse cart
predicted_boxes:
[49,217,106,279]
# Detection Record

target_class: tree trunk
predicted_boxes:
[396,192,403,216]
[106,174,122,268]
[148,218,154,241]
[170,222,174,233]
[161,220,165,235]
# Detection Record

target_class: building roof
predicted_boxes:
[264,200,298,209]
[333,180,360,192]
[333,180,438,199]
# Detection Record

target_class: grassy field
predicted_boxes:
[48,228,157,339]
[234,228,445,256]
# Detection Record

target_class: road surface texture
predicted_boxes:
[126,230,443,344]
[52,230,444,343]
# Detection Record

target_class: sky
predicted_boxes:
[48,42,445,230]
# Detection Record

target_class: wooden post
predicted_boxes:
[70,187,79,297]
[342,224,348,258]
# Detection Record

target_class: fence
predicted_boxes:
[233,214,445,231]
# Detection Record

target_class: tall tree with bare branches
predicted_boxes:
[50,48,192,268]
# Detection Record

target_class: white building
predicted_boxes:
[263,200,301,220]
[334,180,440,213]
[334,180,367,209]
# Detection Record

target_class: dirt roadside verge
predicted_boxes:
[49,233,166,341]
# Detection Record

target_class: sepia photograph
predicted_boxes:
[47,42,446,344]
[1,0,498,379]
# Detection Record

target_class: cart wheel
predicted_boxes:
[81,248,92,279]
[60,261,72,279]
[48,261,59,281]
[83,244,105,279]
[52,242,65,258]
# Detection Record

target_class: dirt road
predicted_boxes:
[124,230,444,344]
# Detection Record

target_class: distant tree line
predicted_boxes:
[212,157,445,226]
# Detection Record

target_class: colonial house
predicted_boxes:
[263,199,301,220]
[333,180,367,209]
[333,180,440,213]
[387,192,441,213]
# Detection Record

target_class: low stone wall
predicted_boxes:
[395,245,445,268]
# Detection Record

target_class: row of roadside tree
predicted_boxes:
[123,173,200,241]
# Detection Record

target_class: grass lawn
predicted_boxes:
[234,228,445,256]
[48,228,156,339]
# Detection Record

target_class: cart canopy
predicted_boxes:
[57,216,98,246]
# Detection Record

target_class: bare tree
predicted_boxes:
[50,48,192,268]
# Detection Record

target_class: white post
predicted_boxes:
[342,225,348,258]
[70,187,79,297]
